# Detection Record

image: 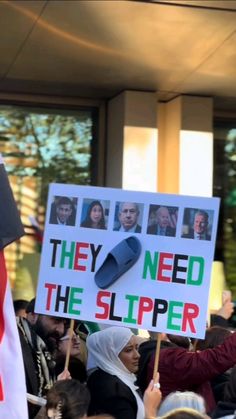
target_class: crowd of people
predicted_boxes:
[13,295,236,419]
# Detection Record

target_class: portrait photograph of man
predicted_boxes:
[181,208,213,241]
[49,196,77,226]
[147,205,178,237]
[113,201,143,233]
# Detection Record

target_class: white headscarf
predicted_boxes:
[87,326,145,419]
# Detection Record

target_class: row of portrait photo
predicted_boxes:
[49,196,214,241]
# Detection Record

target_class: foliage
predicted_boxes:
[0,106,93,205]
[214,124,236,298]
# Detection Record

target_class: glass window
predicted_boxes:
[0,104,98,289]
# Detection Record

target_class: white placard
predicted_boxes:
[35,184,220,338]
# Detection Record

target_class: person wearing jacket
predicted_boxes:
[146,330,236,414]
[212,366,236,419]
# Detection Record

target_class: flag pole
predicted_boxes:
[153,332,161,380]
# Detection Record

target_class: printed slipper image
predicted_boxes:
[95,236,142,289]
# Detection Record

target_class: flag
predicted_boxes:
[0,154,28,418]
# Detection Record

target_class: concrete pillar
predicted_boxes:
[158,95,213,197]
[106,90,158,192]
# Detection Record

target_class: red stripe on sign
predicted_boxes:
[0,251,7,343]
[0,376,3,402]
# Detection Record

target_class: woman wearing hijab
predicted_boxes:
[86,326,145,419]
[81,200,106,229]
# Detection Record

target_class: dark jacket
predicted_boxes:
[211,371,231,404]
[49,212,75,226]
[147,332,236,414]
[114,224,141,233]
[147,224,176,236]
[17,317,55,419]
[87,368,138,419]
[211,314,230,328]
[212,401,236,418]
[182,229,211,240]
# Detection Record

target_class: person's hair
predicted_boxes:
[224,365,236,403]
[156,206,169,217]
[118,202,140,214]
[46,379,90,419]
[13,299,29,314]
[194,326,231,351]
[166,334,191,349]
[194,210,209,222]
[56,196,73,208]
[160,407,206,419]
[89,416,115,419]
[82,200,105,229]
[157,391,206,417]
[26,297,36,314]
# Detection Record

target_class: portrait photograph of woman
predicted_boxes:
[80,199,109,230]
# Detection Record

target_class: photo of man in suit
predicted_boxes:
[114,202,142,233]
[147,206,176,237]
[49,196,76,226]
[182,209,211,241]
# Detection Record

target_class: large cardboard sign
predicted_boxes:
[35,184,220,338]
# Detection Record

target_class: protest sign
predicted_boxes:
[35,184,220,338]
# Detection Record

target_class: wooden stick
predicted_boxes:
[64,319,75,370]
[153,332,161,380]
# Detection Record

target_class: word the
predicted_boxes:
[45,283,83,315]
[49,239,102,272]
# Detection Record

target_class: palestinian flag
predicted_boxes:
[0,154,28,418]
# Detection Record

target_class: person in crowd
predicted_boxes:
[26,298,66,353]
[49,196,76,226]
[17,298,66,418]
[143,374,162,419]
[33,379,90,419]
[194,326,232,403]
[157,391,207,417]
[146,328,236,414]
[212,365,236,419]
[194,326,232,352]
[147,206,176,237]
[182,210,211,240]
[55,327,87,383]
[211,294,234,328]
[86,326,145,419]
[81,200,106,229]
[13,298,29,317]
[115,202,141,233]
[137,332,191,396]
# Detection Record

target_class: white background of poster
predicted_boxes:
[35,184,220,338]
